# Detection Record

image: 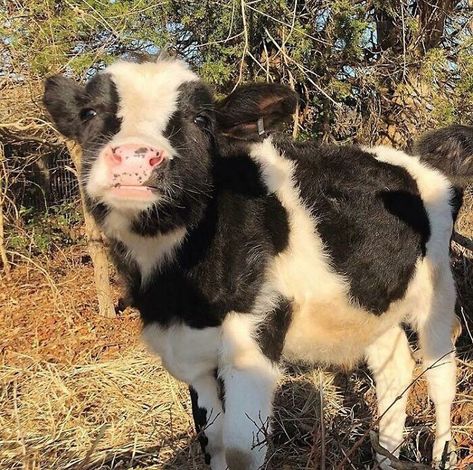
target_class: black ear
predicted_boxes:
[43,75,86,140]
[215,83,298,140]
[413,124,473,180]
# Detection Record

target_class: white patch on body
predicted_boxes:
[249,138,405,367]
[142,322,221,383]
[103,210,187,285]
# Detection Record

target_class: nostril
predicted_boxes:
[149,152,163,167]
[110,150,122,165]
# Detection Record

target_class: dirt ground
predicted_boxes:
[1,195,472,470]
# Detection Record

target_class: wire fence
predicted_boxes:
[6,148,79,216]
[48,154,80,206]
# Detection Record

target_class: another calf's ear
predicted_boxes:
[413,124,473,181]
[43,75,86,140]
[215,83,298,140]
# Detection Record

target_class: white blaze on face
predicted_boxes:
[85,59,199,211]
[108,59,198,139]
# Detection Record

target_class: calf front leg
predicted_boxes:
[189,374,226,470]
[219,313,281,470]
[141,324,225,468]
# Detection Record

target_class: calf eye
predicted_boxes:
[80,108,97,122]
[193,114,210,130]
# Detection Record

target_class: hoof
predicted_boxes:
[433,440,457,469]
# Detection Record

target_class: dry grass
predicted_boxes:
[0,350,194,470]
[1,193,472,470]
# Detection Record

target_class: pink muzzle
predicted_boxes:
[103,144,165,199]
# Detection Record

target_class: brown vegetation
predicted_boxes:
[0,194,472,469]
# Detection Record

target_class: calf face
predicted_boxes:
[44,58,297,236]
[44,61,215,233]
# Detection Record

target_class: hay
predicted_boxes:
[0,349,198,470]
[1,190,472,469]
[2,353,471,469]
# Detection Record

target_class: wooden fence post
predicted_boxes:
[0,143,10,278]
[66,141,115,318]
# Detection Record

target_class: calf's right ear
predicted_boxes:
[215,83,298,140]
[43,75,86,140]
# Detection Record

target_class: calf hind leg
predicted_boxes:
[365,325,415,468]
[414,274,457,467]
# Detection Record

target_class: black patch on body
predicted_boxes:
[256,297,293,362]
[189,386,211,464]
[264,194,290,252]
[128,153,289,329]
[379,190,430,256]
[275,138,431,315]
[450,186,464,223]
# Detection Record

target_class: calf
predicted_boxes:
[44,57,459,469]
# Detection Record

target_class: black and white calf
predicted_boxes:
[44,57,461,469]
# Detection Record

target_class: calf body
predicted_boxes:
[44,57,458,469]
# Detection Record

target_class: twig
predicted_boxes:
[370,431,431,470]
[264,27,341,108]
[319,371,326,470]
[236,0,249,88]
[335,350,454,469]
[77,424,109,470]
[452,231,473,251]
[459,306,473,345]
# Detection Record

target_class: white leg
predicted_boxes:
[189,374,226,470]
[141,323,225,467]
[410,266,457,467]
[219,314,280,470]
[417,301,457,464]
[422,348,456,466]
[365,326,414,467]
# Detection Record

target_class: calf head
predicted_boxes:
[44,57,297,236]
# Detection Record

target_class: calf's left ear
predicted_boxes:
[215,83,298,140]
[43,75,86,140]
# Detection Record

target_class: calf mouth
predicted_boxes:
[109,183,160,201]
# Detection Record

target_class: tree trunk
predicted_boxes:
[418,0,457,51]
[0,143,10,279]
[66,141,115,318]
